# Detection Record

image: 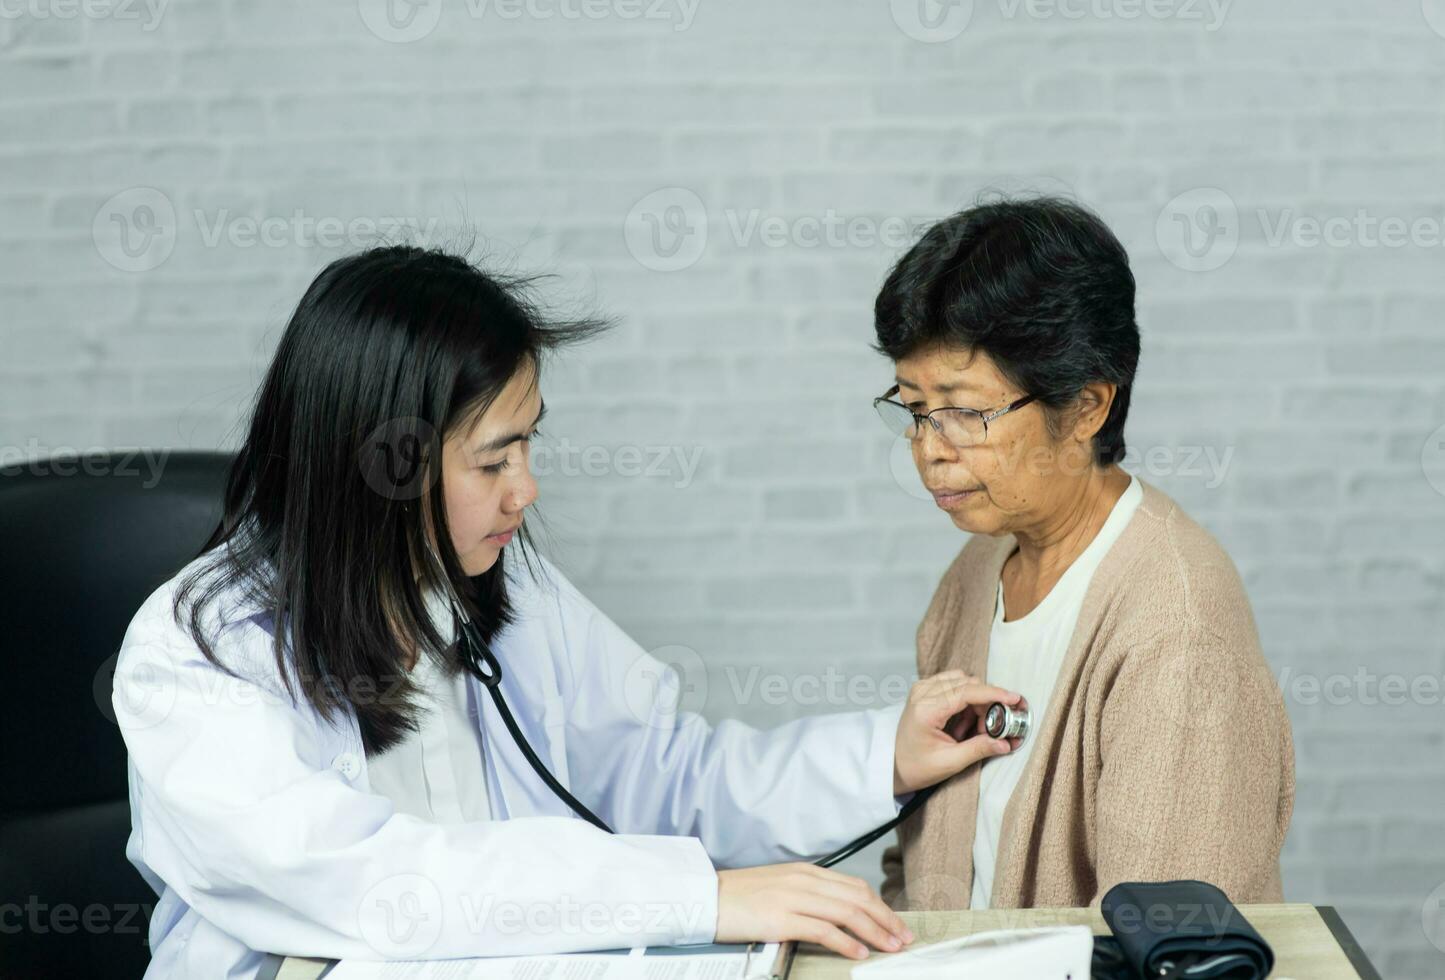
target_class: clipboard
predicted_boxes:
[265,941,796,979]
[744,939,797,979]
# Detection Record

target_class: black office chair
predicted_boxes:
[0,451,234,979]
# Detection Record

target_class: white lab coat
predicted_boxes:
[113,548,908,979]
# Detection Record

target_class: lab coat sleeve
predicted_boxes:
[112,626,719,962]
[549,574,910,869]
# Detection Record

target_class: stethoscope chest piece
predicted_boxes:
[985,701,1031,742]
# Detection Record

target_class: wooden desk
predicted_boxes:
[788,904,1376,979]
[266,903,1379,979]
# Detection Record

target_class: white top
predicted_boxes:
[114,547,910,978]
[970,475,1143,909]
[364,587,492,824]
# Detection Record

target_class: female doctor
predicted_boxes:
[111,244,1023,979]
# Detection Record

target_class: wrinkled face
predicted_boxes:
[895,344,1094,538]
[438,363,543,576]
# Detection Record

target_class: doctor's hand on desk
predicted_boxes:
[715,863,915,961]
[713,673,1019,961]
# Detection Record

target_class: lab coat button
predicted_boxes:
[331,752,361,780]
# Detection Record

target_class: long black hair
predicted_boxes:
[174,244,606,755]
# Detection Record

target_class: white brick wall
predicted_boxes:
[4,0,1444,974]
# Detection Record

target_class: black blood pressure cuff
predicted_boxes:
[1097,880,1274,980]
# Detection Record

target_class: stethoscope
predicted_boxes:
[434,569,938,869]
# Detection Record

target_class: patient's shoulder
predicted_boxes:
[1105,482,1256,642]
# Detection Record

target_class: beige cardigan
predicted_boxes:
[881,479,1295,911]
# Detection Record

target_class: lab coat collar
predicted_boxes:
[420,580,567,821]
[470,614,575,822]
[244,576,576,825]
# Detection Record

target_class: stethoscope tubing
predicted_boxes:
[456,610,935,869]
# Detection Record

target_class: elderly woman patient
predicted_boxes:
[875,197,1295,911]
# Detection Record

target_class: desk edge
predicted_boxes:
[1314,905,1381,980]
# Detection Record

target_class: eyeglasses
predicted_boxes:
[873,385,1038,447]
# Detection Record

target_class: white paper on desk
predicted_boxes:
[850,925,1092,980]
[325,941,782,980]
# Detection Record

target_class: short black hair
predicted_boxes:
[873,195,1140,465]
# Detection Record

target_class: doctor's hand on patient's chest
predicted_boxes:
[891,670,1022,796]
